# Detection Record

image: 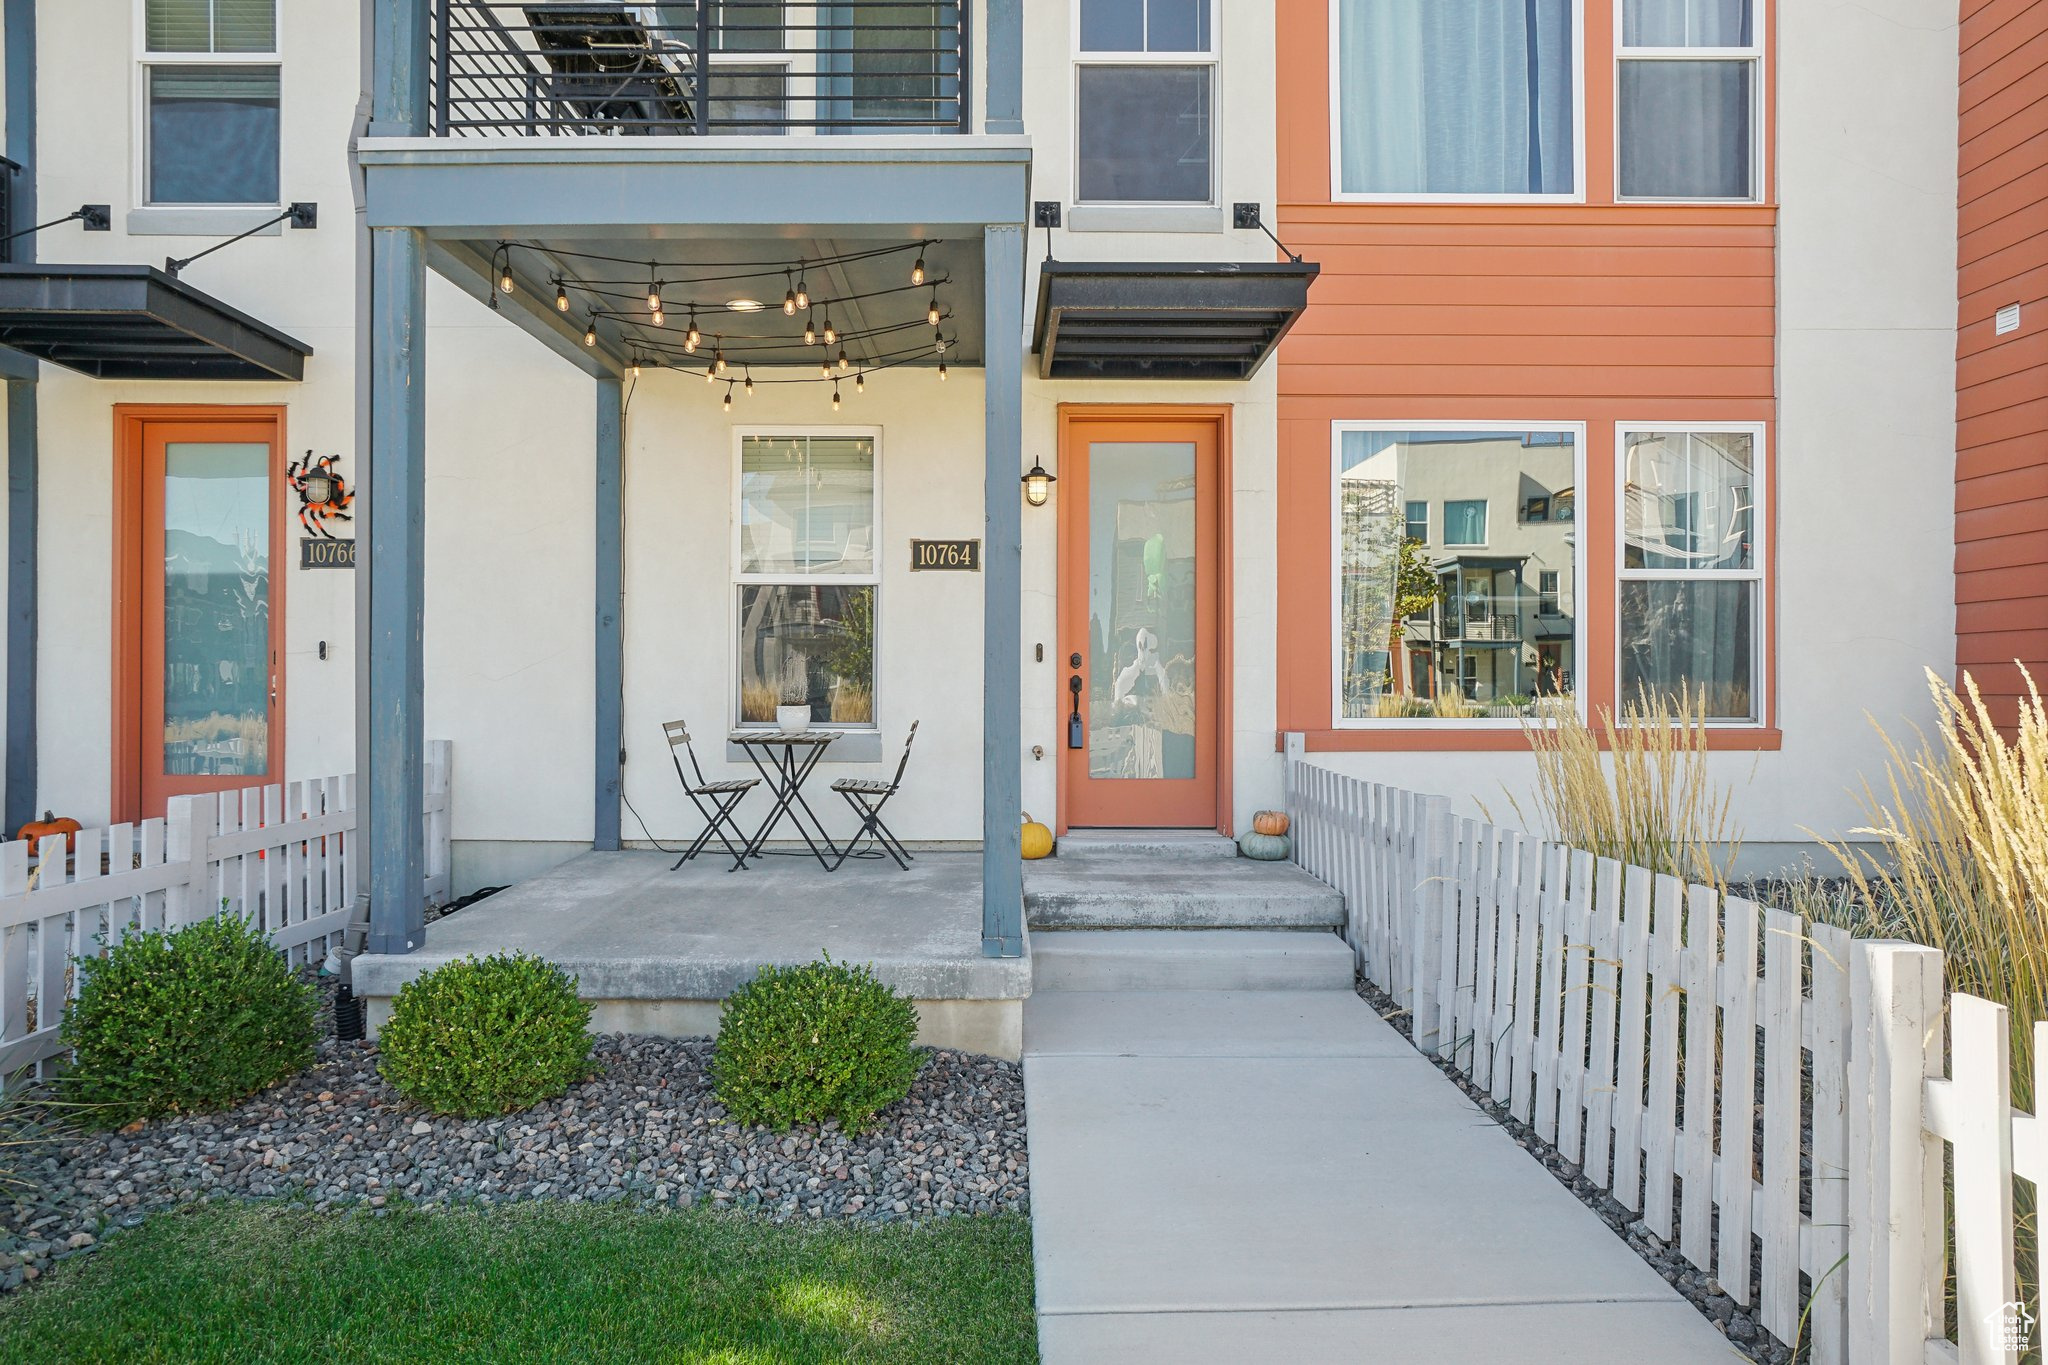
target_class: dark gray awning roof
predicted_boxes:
[0,265,312,381]
[1031,259,1317,380]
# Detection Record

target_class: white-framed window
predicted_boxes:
[1403,499,1428,542]
[733,430,880,729]
[1615,423,1765,723]
[1073,0,1216,204]
[1615,0,1762,201]
[1329,0,1582,201]
[1333,423,1584,726]
[139,0,281,206]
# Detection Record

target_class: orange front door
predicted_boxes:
[1059,415,1220,829]
[116,410,286,821]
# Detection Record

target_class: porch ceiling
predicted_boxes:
[519,230,981,372]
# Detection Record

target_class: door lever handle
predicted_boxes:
[1067,673,1084,749]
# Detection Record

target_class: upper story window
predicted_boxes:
[142,0,281,206]
[1332,0,1578,200]
[1616,0,1761,200]
[1075,0,1215,204]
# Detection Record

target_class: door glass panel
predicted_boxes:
[1086,442,1196,779]
[162,442,269,776]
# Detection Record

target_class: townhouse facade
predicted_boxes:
[0,0,2019,957]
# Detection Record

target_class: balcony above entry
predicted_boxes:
[0,264,312,381]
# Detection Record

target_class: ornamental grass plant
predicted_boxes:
[1508,684,1743,889]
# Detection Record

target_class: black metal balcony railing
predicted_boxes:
[431,1,969,136]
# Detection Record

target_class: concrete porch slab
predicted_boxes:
[351,851,1030,1058]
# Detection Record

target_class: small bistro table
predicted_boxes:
[727,729,845,870]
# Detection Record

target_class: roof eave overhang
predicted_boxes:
[1031,258,1319,381]
[0,264,313,382]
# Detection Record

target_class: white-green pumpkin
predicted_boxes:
[1237,830,1291,861]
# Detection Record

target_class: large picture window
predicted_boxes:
[1332,0,1578,199]
[1617,426,1762,721]
[1335,426,1580,723]
[1075,0,1215,204]
[735,433,878,727]
[1617,0,1761,200]
[142,0,281,206]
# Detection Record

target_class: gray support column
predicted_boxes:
[366,224,428,955]
[4,0,36,834]
[363,0,430,955]
[593,377,623,851]
[983,0,1022,135]
[981,223,1025,958]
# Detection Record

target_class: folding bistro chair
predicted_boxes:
[663,720,758,871]
[829,721,918,871]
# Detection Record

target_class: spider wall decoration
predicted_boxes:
[286,452,355,538]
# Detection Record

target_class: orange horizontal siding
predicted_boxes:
[1270,0,1778,743]
[1957,0,2048,719]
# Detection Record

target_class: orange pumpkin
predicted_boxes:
[20,810,82,853]
[1251,810,1291,837]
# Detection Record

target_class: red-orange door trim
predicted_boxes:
[1057,406,1231,833]
[112,406,288,825]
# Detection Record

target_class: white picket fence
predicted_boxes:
[0,741,451,1078]
[1286,743,2044,1365]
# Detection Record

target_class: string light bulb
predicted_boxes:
[837,348,849,372]
[554,280,569,312]
[911,255,925,286]
[723,384,733,413]
[782,274,798,316]
[794,275,809,310]
[803,318,817,346]
[706,364,716,384]
[831,382,841,411]
[820,356,832,377]
[584,319,597,347]
[855,371,865,393]
[651,303,665,327]
[927,290,941,326]
[936,336,948,381]
[744,369,754,397]
[498,257,515,294]
[684,308,700,353]
[714,342,728,375]
[629,356,641,379]
[823,315,837,346]
[647,267,662,313]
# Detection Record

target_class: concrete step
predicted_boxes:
[1056,829,1240,861]
[1024,857,1344,930]
[1032,929,1355,992]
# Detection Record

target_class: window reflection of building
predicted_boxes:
[1337,428,1577,721]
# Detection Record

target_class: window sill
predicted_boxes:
[127,206,284,237]
[726,731,882,764]
[1066,204,1229,234]
[1286,727,1782,754]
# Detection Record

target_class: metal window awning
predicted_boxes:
[1032,259,1318,380]
[0,264,312,381]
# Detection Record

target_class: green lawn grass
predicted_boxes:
[0,1203,1037,1364]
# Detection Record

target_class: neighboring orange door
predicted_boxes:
[1059,414,1220,829]
[115,409,286,822]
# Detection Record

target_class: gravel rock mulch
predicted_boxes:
[1355,973,1793,1365]
[0,1032,1028,1294]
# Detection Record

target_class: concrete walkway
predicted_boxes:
[1023,989,1740,1364]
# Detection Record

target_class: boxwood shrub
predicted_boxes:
[377,953,593,1116]
[712,956,921,1133]
[61,914,317,1128]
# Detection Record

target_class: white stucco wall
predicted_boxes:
[18,0,589,863]
[1019,0,1284,834]
[1300,2,1962,869]
[617,368,989,846]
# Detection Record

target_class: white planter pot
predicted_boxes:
[776,704,811,734]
